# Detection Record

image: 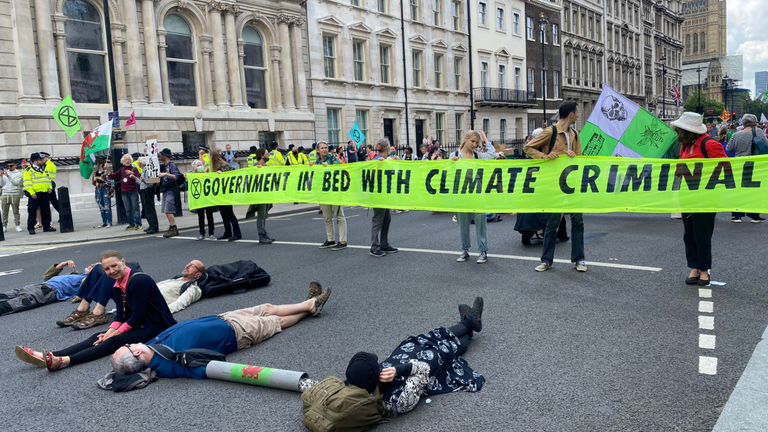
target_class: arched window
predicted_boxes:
[164,14,197,106]
[685,34,690,55]
[64,0,108,104]
[243,27,268,109]
[700,32,706,52]
[693,34,698,53]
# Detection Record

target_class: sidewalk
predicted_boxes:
[0,202,319,246]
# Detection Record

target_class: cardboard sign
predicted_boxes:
[144,135,161,183]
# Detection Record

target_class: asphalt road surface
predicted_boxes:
[1,208,766,431]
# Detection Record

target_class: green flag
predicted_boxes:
[53,95,81,138]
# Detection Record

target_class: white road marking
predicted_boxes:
[0,269,22,277]
[699,356,717,375]
[699,289,712,298]
[699,301,714,313]
[699,334,716,350]
[21,247,57,254]
[169,237,662,271]
[699,316,715,330]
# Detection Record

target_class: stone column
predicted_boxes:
[157,28,171,104]
[141,0,163,104]
[33,0,60,101]
[11,0,42,102]
[122,0,146,104]
[199,35,216,109]
[52,14,70,99]
[208,4,229,108]
[269,46,283,111]
[111,24,129,104]
[277,15,295,110]
[224,7,243,107]
[290,18,308,110]
[238,40,247,107]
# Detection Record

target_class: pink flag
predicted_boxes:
[125,111,136,127]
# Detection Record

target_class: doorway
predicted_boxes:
[383,119,395,148]
[415,119,424,150]
[258,132,277,148]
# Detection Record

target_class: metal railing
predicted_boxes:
[473,87,537,105]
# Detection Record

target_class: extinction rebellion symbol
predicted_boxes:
[191,179,202,199]
[57,106,79,128]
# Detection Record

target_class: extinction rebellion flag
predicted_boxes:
[580,85,677,158]
[79,121,113,179]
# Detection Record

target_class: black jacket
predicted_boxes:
[113,273,177,341]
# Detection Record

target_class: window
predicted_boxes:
[498,64,506,89]
[452,1,461,31]
[323,35,336,78]
[552,24,559,45]
[564,9,568,31]
[412,50,422,87]
[243,27,267,109]
[553,71,560,98]
[455,113,463,143]
[500,119,507,143]
[478,1,487,26]
[355,110,368,147]
[350,0,359,5]
[454,57,462,91]
[182,132,207,155]
[527,68,534,92]
[380,45,391,84]
[482,118,490,137]
[565,53,570,78]
[434,54,443,89]
[327,108,341,146]
[480,61,489,87]
[528,119,536,135]
[164,14,197,106]
[378,0,387,13]
[526,16,533,39]
[589,18,593,39]
[64,0,108,104]
[411,0,420,20]
[685,34,690,54]
[496,6,505,31]
[432,0,441,26]
[700,32,706,52]
[435,113,444,143]
[513,13,520,34]
[514,66,521,90]
[693,33,698,53]
[353,40,365,82]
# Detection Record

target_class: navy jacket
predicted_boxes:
[113,273,177,341]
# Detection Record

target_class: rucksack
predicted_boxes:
[198,260,271,298]
[545,125,579,155]
[149,344,226,368]
[301,376,388,432]
[751,129,768,155]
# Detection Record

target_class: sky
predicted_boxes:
[728,0,768,97]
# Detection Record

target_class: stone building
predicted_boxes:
[680,0,727,103]
[642,0,683,119]
[525,0,563,132]
[1,0,312,205]
[306,0,471,151]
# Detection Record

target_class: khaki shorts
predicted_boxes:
[219,304,282,350]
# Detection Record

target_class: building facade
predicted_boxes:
[2,0,312,205]
[755,71,767,98]
[525,0,563,132]
[643,0,684,119]
[681,0,727,103]
[307,0,471,151]
[471,0,533,144]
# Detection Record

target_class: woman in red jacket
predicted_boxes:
[670,112,727,287]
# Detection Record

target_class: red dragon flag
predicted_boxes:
[79,121,113,179]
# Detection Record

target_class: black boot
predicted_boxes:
[466,297,483,332]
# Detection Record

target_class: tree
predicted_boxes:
[684,90,707,113]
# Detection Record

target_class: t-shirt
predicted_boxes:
[45,274,85,301]
[147,316,238,379]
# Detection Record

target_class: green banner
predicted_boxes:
[188,157,768,213]
[52,95,81,138]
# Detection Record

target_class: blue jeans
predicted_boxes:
[541,213,584,265]
[75,264,114,307]
[456,212,488,252]
[95,188,112,225]
[121,190,140,227]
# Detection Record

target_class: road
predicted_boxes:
[1,208,766,431]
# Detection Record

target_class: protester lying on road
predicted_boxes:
[109,282,332,380]
[15,250,176,371]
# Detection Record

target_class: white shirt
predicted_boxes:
[157,278,202,313]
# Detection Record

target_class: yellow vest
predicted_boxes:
[23,166,51,194]
[267,150,286,167]
[287,152,307,165]
[246,153,257,167]
[132,160,143,174]
[202,153,211,170]
[44,160,57,181]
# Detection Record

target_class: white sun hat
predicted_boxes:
[670,112,707,135]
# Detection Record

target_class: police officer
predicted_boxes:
[267,141,286,166]
[23,153,55,235]
[287,144,307,165]
[131,152,144,174]
[40,152,59,222]
[199,145,211,171]
[246,145,258,167]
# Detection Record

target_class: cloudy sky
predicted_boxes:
[728,0,767,96]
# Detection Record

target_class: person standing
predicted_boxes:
[23,153,55,235]
[727,114,766,223]
[40,153,59,226]
[158,149,182,238]
[287,144,308,165]
[92,159,113,229]
[0,160,23,232]
[246,145,258,167]
[107,154,142,231]
[223,144,238,169]
[450,131,498,264]
[243,148,272,244]
[198,146,211,172]
[196,153,222,241]
[268,141,286,166]
[369,139,398,257]
[136,158,159,234]
[402,146,418,161]
[671,112,728,287]
[346,140,358,163]
[311,142,348,251]
[524,101,586,272]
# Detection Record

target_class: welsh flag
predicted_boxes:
[580,85,677,158]
[79,121,112,178]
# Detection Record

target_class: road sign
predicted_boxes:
[52,95,81,138]
[348,122,366,146]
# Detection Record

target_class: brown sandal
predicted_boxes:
[71,313,108,330]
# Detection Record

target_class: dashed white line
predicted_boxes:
[0,269,23,277]
[699,288,712,298]
[699,316,715,330]
[699,334,716,350]
[699,356,718,375]
[699,301,714,313]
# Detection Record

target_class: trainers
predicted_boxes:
[15,346,45,368]
[535,263,552,272]
[319,240,335,249]
[208,235,217,240]
[56,309,89,327]
[228,235,242,242]
[369,249,385,257]
[71,313,107,330]
[105,223,112,228]
[575,261,587,272]
[457,250,470,262]
[307,281,322,301]
[196,235,205,241]
[731,217,742,223]
[125,225,135,231]
[15,225,22,232]
[751,217,766,223]
[258,236,272,244]
[331,243,347,251]
[311,287,332,317]
[381,246,398,254]
[97,223,108,229]
[34,223,42,229]
[477,251,488,264]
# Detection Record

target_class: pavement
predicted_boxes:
[1,209,767,431]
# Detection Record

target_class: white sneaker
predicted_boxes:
[155,201,161,206]
[575,261,588,272]
[535,263,552,272]
[2,226,5,233]
[15,226,22,232]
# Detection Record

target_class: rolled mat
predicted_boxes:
[205,361,308,392]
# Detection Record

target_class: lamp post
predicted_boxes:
[466,0,475,129]
[660,55,667,119]
[696,66,702,114]
[723,74,729,122]
[398,1,410,147]
[538,13,548,128]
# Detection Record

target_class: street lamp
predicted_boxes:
[538,13,548,128]
[723,74,730,122]
[660,55,667,119]
[696,66,702,114]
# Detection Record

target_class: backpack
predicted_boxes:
[545,125,579,155]
[301,376,388,432]
[198,260,271,298]
[149,344,226,368]
[751,129,768,155]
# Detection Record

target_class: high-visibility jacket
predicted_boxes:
[287,152,308,165]
[202,153,211,170]
[44,160,57,182]
[308,150,317,162]
[246,153,258,167]
[267,150,286,167]
[132,160,143,174]
[23,166,51,194]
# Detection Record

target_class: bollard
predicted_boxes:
[205,361,308,392]
[0,204,4,241]
[57,186,75,233]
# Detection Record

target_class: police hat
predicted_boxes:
[298,146,305,152]
[30,152,43,161]
[199,145,209,152]
[270,141,279,150]
[249,145,258,153]
[288,144,295,150]
[131,152,141,158]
